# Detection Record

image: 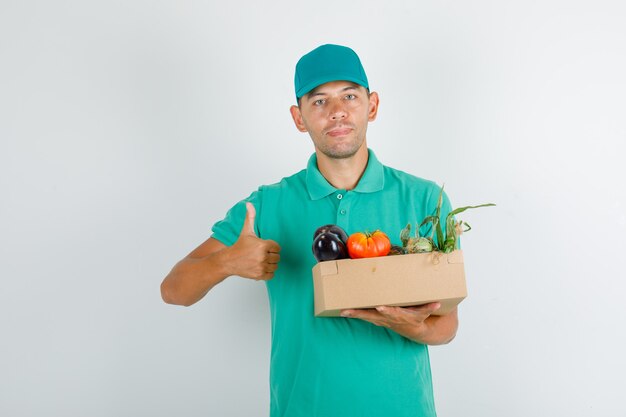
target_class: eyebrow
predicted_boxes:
[306,84,360,101]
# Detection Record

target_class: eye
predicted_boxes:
[314,99,325,106]
[345,94,356,100]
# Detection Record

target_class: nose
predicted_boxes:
[329,100,347,120]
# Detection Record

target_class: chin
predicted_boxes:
[319,140,365,160]
[322,147,358,159]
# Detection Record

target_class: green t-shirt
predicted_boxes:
[211,149,453,417]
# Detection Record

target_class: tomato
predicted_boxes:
[346,230,391,259]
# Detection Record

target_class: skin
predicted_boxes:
[290,81,377,190]
[340,304,458,345]
[161,80,458,345]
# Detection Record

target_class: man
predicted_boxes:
[161,44,458,416]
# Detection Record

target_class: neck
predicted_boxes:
[316,144,369,190]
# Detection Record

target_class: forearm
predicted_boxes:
[160,249,232,307]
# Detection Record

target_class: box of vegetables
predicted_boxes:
[311,187,494,317]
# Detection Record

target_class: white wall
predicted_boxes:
[2,1,625,416]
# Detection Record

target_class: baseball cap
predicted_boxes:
[294,44,369,99]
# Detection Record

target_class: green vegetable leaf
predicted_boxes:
[409,184,494,254]
[446,203,496,219]
[433,185,445,251]
[418,215,439,239]
[400,223,411,247]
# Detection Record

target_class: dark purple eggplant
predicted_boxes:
[312,232,349,262]
[313,224,348,245]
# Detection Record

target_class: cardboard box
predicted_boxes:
[312,250,467,317]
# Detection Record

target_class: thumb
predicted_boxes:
[240,202,257,237]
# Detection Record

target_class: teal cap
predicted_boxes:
[294,44,369,99]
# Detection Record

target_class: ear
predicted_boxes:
[367,92,379,122]
[290,105,308,132]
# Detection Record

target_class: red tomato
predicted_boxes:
[346,230,391,258]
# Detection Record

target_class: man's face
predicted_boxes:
[290,81,379,159]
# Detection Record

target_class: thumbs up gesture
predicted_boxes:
[230,202,281,280]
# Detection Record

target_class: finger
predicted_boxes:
[404,302,441,319]
[249,268,275,281]
[343,309,390,328]
[266,252,280,264]
[427,302,441,312]
[266,240,281,253]
[341,308,382,321]
[240,202,257,237]
[406,302,441,314]
[259,271,275,281]
[375,305,405,319]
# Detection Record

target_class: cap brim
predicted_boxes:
[296,74,369,99]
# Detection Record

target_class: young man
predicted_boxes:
[161,44,458,417]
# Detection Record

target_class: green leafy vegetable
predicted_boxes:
[400,184,495,254]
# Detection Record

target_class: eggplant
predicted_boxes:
[312,232,348,262]
[313,224,348,245]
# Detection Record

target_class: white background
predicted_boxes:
[1,1,625,416]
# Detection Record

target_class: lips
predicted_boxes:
[326,127,353,137]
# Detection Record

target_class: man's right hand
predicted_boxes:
[228,202,281,281]
[160,202,280,305]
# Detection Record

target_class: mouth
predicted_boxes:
[326,127,353,137]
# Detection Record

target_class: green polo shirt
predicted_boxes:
[211,149,452,417]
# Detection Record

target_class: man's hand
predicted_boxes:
[340,303,458,345]
[228,202,281,281]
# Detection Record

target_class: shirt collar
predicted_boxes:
[306,148,385,200]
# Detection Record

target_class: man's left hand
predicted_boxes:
[340,303,458,345]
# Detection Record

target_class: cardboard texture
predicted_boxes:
[312,250,467,317]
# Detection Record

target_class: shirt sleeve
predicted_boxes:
[210,189,262,247]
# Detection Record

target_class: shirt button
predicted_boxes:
[336,194,343,200]
[340,209,346,215]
